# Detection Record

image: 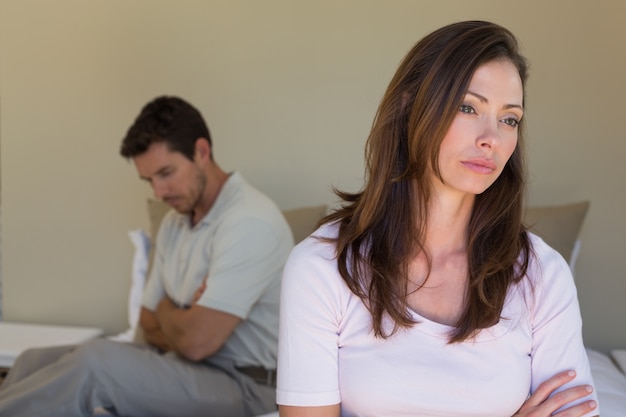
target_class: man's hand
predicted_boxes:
[139,307,172,352]
[514,370,598,417]
[192,277,208,304]
[140,278,207,352]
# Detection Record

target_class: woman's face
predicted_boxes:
[433,59,523,198]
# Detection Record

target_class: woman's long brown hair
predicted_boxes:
[321,21,532,343]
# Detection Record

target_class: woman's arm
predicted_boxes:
[279,405,340,417]
[278,374,599,417]
[524,242,599,415]
[514,371,598,417]
[276,236,343,408]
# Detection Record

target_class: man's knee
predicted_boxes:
[14,344,75,370]
[71,339,124,372]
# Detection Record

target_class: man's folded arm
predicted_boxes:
[154,297,241,361]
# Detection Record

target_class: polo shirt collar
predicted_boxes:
[193,171,242,228]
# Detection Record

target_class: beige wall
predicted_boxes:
[0,0,624,351]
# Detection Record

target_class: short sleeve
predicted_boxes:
[276,236,344,406]
[197,217,286,319]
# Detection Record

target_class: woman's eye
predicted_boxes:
[501,118,520,127]
[459,104,476,114]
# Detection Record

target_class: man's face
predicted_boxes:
[133,142,207,215]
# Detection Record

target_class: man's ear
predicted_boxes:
[194,138,212,161]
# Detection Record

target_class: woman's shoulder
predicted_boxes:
[521,231,577,297]
[289,221,340,259]
[282,221,355,303]
[526,232,571,275]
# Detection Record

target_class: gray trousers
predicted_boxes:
[0,338,276,417]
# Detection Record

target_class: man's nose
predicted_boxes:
[152,180,167,199]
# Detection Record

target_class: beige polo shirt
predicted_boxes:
[143,172,293,369]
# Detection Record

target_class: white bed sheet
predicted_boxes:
[587,348,626,417]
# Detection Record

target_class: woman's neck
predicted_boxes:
[423,191,474,257]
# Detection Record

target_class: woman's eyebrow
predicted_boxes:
[466,91,524,111]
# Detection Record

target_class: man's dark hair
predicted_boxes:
[120,96,212,161]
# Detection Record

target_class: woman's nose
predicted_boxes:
[476,118,501,149]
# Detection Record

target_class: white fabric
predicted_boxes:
[0,322,102,367]
[587,348,626,417]
[569,238,582,277]
[109,229,150,342]
[610,349,626,374]
[277,223,598,417]
[143,172,293,369]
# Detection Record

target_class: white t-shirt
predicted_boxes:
[277,223,598,417]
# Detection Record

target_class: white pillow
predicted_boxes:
[569,239,582,277]
[109,229,150,343]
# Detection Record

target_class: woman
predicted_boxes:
[277,21,599,417]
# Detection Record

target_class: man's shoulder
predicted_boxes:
[219,174,286,225]
[227,173,274,205]
[217,197,289,241]
[158,209,186,231]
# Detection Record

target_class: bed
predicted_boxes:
[587,348,626,415]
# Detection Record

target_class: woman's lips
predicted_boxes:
[461,159,497,174]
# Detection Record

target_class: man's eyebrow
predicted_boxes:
[466,91,524,111]
[139,166,171,182]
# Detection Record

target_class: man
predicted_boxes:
[0,96,294,417]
